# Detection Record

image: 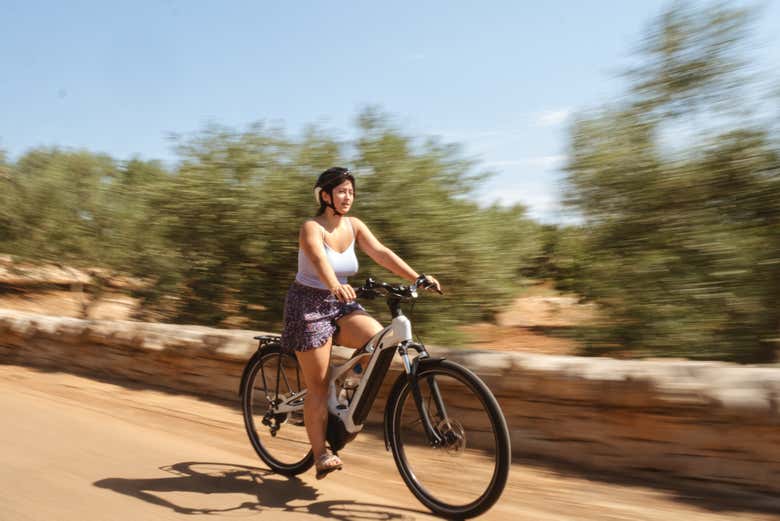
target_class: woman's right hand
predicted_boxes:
[330,283,357,303]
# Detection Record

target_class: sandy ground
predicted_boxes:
[1,364,778,521]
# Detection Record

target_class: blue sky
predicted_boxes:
[2,1,778,222]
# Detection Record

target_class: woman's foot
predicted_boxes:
[315,452,343,480]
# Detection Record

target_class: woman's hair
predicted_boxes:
[314,167,355,216]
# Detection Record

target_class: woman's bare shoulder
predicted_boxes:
[349,216,367,230]
[301,218,322,231]
[299,219,323,239]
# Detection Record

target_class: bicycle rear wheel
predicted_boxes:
[385,359,511,519]
[241,344,313,475]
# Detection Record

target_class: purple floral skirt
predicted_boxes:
[280,281,366,352]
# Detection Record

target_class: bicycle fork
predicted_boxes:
[397,342,448,448]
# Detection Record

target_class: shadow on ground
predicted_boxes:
[94,461,427,520]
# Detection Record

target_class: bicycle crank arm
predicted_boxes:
[274,390,307,413]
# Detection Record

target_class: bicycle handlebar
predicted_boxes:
[355,274,441,301]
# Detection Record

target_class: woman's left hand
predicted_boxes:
[419,274,443,294]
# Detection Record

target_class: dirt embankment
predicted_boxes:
[461,282,597,355]
[0,255,141,320]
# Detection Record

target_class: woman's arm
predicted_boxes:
[349,217,419,281]
[300,220,356,302]
[351,217,419,281]
[352,217,442,293]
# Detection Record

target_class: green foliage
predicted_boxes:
[353,112,542,343]
[629,1,753,117]
[0,150,13,244]
[1,149,116,263]
[0,114,542,346]
[526,224,588,295]
[563,1,780,362]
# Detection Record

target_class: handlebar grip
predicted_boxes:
[416,273,443,294]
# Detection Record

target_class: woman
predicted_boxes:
[280,167,441,480]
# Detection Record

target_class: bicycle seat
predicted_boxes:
[254,334,281,345]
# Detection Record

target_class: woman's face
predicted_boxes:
[324,179,354,214]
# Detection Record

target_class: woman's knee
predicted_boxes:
[296,342,332,394]
[335,313,382,347]
[306,379,329,400]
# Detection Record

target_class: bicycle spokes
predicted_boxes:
[390,362,509,515]
[243,347,312,471]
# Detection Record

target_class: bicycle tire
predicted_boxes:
[241,344,314,475]
[385,358,511,519]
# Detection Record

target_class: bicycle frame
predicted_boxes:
[270,310,447,446]
[242,277,511,519]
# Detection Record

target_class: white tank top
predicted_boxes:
[295,218,359,289]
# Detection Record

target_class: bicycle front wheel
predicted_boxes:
[385,359,511,519]
[241,344,313,475]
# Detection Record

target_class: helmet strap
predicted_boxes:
[323,190,342,216]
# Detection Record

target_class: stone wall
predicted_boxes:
[1,309,778,495]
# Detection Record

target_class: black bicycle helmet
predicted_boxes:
[314,167,355,216]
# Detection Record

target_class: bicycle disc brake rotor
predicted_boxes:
[436,418,466,454]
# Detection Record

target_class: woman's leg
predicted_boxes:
[334,312,383,349]
[295,339,334,462]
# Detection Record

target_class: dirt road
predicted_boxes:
[1,364,777,521]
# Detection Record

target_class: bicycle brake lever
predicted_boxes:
[356,288,376,300]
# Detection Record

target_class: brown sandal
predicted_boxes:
[315,453,343,480]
